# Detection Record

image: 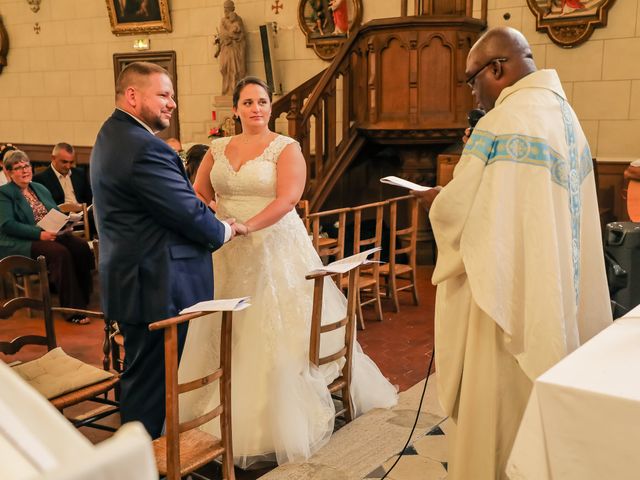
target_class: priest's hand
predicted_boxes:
[411,186,442,212]
[462,127,471,144]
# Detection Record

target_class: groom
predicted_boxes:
[91,61,236,438]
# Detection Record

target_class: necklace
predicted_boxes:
[238,131,269,144]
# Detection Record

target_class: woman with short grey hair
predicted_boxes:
[0,150,94,324]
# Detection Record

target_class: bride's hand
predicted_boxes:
[232,222,249,236]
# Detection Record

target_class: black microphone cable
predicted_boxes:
[381,344,436,480]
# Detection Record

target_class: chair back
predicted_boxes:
[388,195,418,271]
[296,199,311,232]
[346,201,386,326]
[308,206,350,260]
[306,265,360,422]
[0,256,119,430]
[148,311,235,480]
[58,202,90,241]
[351,200,386,269]
[0,255,56,354]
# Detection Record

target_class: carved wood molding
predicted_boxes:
[359,128,466,144]
[526,0,616,48]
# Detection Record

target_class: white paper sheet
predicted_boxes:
[36,209,70,233]
[380,176,431,191]
[180,297,251,314]
[308,247,382,274]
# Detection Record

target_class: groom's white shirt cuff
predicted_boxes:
[221,222,232,243]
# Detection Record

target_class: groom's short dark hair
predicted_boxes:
[116,61,171,98]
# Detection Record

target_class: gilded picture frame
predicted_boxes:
[526,0,616,48]
[298,0,363,61]
[105,0,172,36]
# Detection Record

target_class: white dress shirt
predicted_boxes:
[51,164,78,204]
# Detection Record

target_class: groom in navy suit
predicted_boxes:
[90,62,236,438]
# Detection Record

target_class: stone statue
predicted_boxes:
[214,0,246,96]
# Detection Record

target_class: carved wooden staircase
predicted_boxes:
[271,14,486,211]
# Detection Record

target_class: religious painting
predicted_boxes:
[105,0,172,35]
[298,0,362,60]
[526,0,616,47]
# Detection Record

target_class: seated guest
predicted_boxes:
[0,150,94,325]
[184,144,209,184]
[165,137,183,154]
[32,142,92,206]
[0,144,16,186]
[165,137,186,166]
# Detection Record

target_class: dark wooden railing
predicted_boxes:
[271,15,486,211]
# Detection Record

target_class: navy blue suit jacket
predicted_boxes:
[90,109,226,325]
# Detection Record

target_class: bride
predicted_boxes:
[178,76,398,468]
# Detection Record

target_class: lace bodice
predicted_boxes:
[210,134,298,222]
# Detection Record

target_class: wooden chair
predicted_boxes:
[380,195,420,312]
[148,310,236,480]
[308,206,350,260]
[91,238,100,270]
[306,263,360,424]
[296,199,311,232]
[58,202,90,241]
[343,201,385,329]
[10,268,38,318]
[0,255,120,431]
[105,317,124,401]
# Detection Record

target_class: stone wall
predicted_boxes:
[0,0,638,159]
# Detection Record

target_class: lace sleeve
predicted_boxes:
[266,135,298,164]
[209,136,230,162]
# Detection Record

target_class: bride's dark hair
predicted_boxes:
[232,76,272,108]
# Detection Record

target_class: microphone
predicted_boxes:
[467,109,485,135]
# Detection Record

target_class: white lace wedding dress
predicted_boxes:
[178,135,398,468]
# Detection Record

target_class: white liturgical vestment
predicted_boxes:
[429,69,612,480]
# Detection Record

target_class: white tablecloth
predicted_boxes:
[506,311,640,479]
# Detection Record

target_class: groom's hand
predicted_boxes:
[232,222,249,236]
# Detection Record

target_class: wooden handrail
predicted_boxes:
[300,27,363,124]
[282,15,485,211]
[270,70,325,130]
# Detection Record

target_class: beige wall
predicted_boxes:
[0,0,637,158]
[0,0,400,146]
[478,0,640,159]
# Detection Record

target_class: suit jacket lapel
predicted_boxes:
[70,170,83,201]
[47,167,64,202]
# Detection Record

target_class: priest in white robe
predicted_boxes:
[413,27,612,480]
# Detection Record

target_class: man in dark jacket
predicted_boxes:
[33,142,92,206]
[90,61,239,438]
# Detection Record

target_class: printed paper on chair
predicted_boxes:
[180,297,251,314]
[308,247,382,274]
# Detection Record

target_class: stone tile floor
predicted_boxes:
[367,422,450,480]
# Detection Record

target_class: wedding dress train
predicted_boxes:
[178,135,398,468]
